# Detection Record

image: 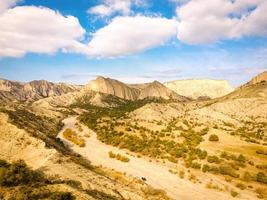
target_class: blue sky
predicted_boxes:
[0,0,267,86]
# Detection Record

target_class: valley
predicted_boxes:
[0,72,267,200]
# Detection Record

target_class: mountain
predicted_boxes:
[136,80,187,100]
[85,76,187,101]
[84,76,140,100]
[241,71,267,87]
[189,76,267,126]
[0,79,80,102]
[164,79,234,99]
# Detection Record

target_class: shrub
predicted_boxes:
[0,160,8,167]
[188,174,196,181]
[209,134,219,142]
[219,165,239,178]
[63,128,85,147]
[236,154,246,163]
[255,188,267,199]
[179,171,185,179]
[191,162,201,169]
[108,151,116,159]
[207,155,221,164]
[108,151,130,162]
[206,182,222,191]
[167,156,178,163]
[236,182,246,190]
[202,164,210,173]
[242,171,255,182]
[256,149,267,155]
[230,190,239,197]
[256,172,267,184]
[0,160,45,187]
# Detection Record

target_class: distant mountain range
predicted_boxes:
[0,79,80,102]
[85,76,187,101]
[0,71,266,103]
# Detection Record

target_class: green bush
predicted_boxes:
[236,154,246,163]
[209,134,219,142]
[190,162,201,169]
[256,172,267,184]
[202,164,210,173]
[219,165,239,178]
[207,155,221,164]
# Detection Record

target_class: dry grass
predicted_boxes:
[108,151,130,162]
[63,128,85,147]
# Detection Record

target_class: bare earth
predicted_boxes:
[57,117,256,200]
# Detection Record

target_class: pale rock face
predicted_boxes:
[164,79,234,99]
[85,76,140,100]
[85,77,187,101]
[137,80,186,100]
[0,79,12,91]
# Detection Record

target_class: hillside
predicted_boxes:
[240,71,267,88]
[137,81,188,100]
[164,79,234,99]
[85,76,140,100]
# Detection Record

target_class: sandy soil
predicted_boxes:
[57,116,257,200]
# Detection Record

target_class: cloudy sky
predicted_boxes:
[0,0,267,86]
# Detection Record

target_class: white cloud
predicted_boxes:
[88,4,113,16]
[0,6,87,57]
[169,0,190,4]
[0,0,19,13]
[0,4,177,58]
[88,0,142,17]
[86,16,178,57]
[176,0,267,44]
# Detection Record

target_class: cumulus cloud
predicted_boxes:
[177,0,267,44]
[0,0,19,13]
[0,6,87,57]
[86,16,178,57]
[88,0,142,17]
[0,3,177,58]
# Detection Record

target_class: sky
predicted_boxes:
[0,0,267,86]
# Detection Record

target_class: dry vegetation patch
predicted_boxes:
[63,128,85,147]
[108,151,130,162]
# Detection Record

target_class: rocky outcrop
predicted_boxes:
[243,71,267,87]
[84,76,140,100]
[0,79,80,102]
[137,81,187,100]
[164,79,234,99]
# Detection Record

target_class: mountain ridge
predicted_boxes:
[164,79,234,99]
[0,79,81,102]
